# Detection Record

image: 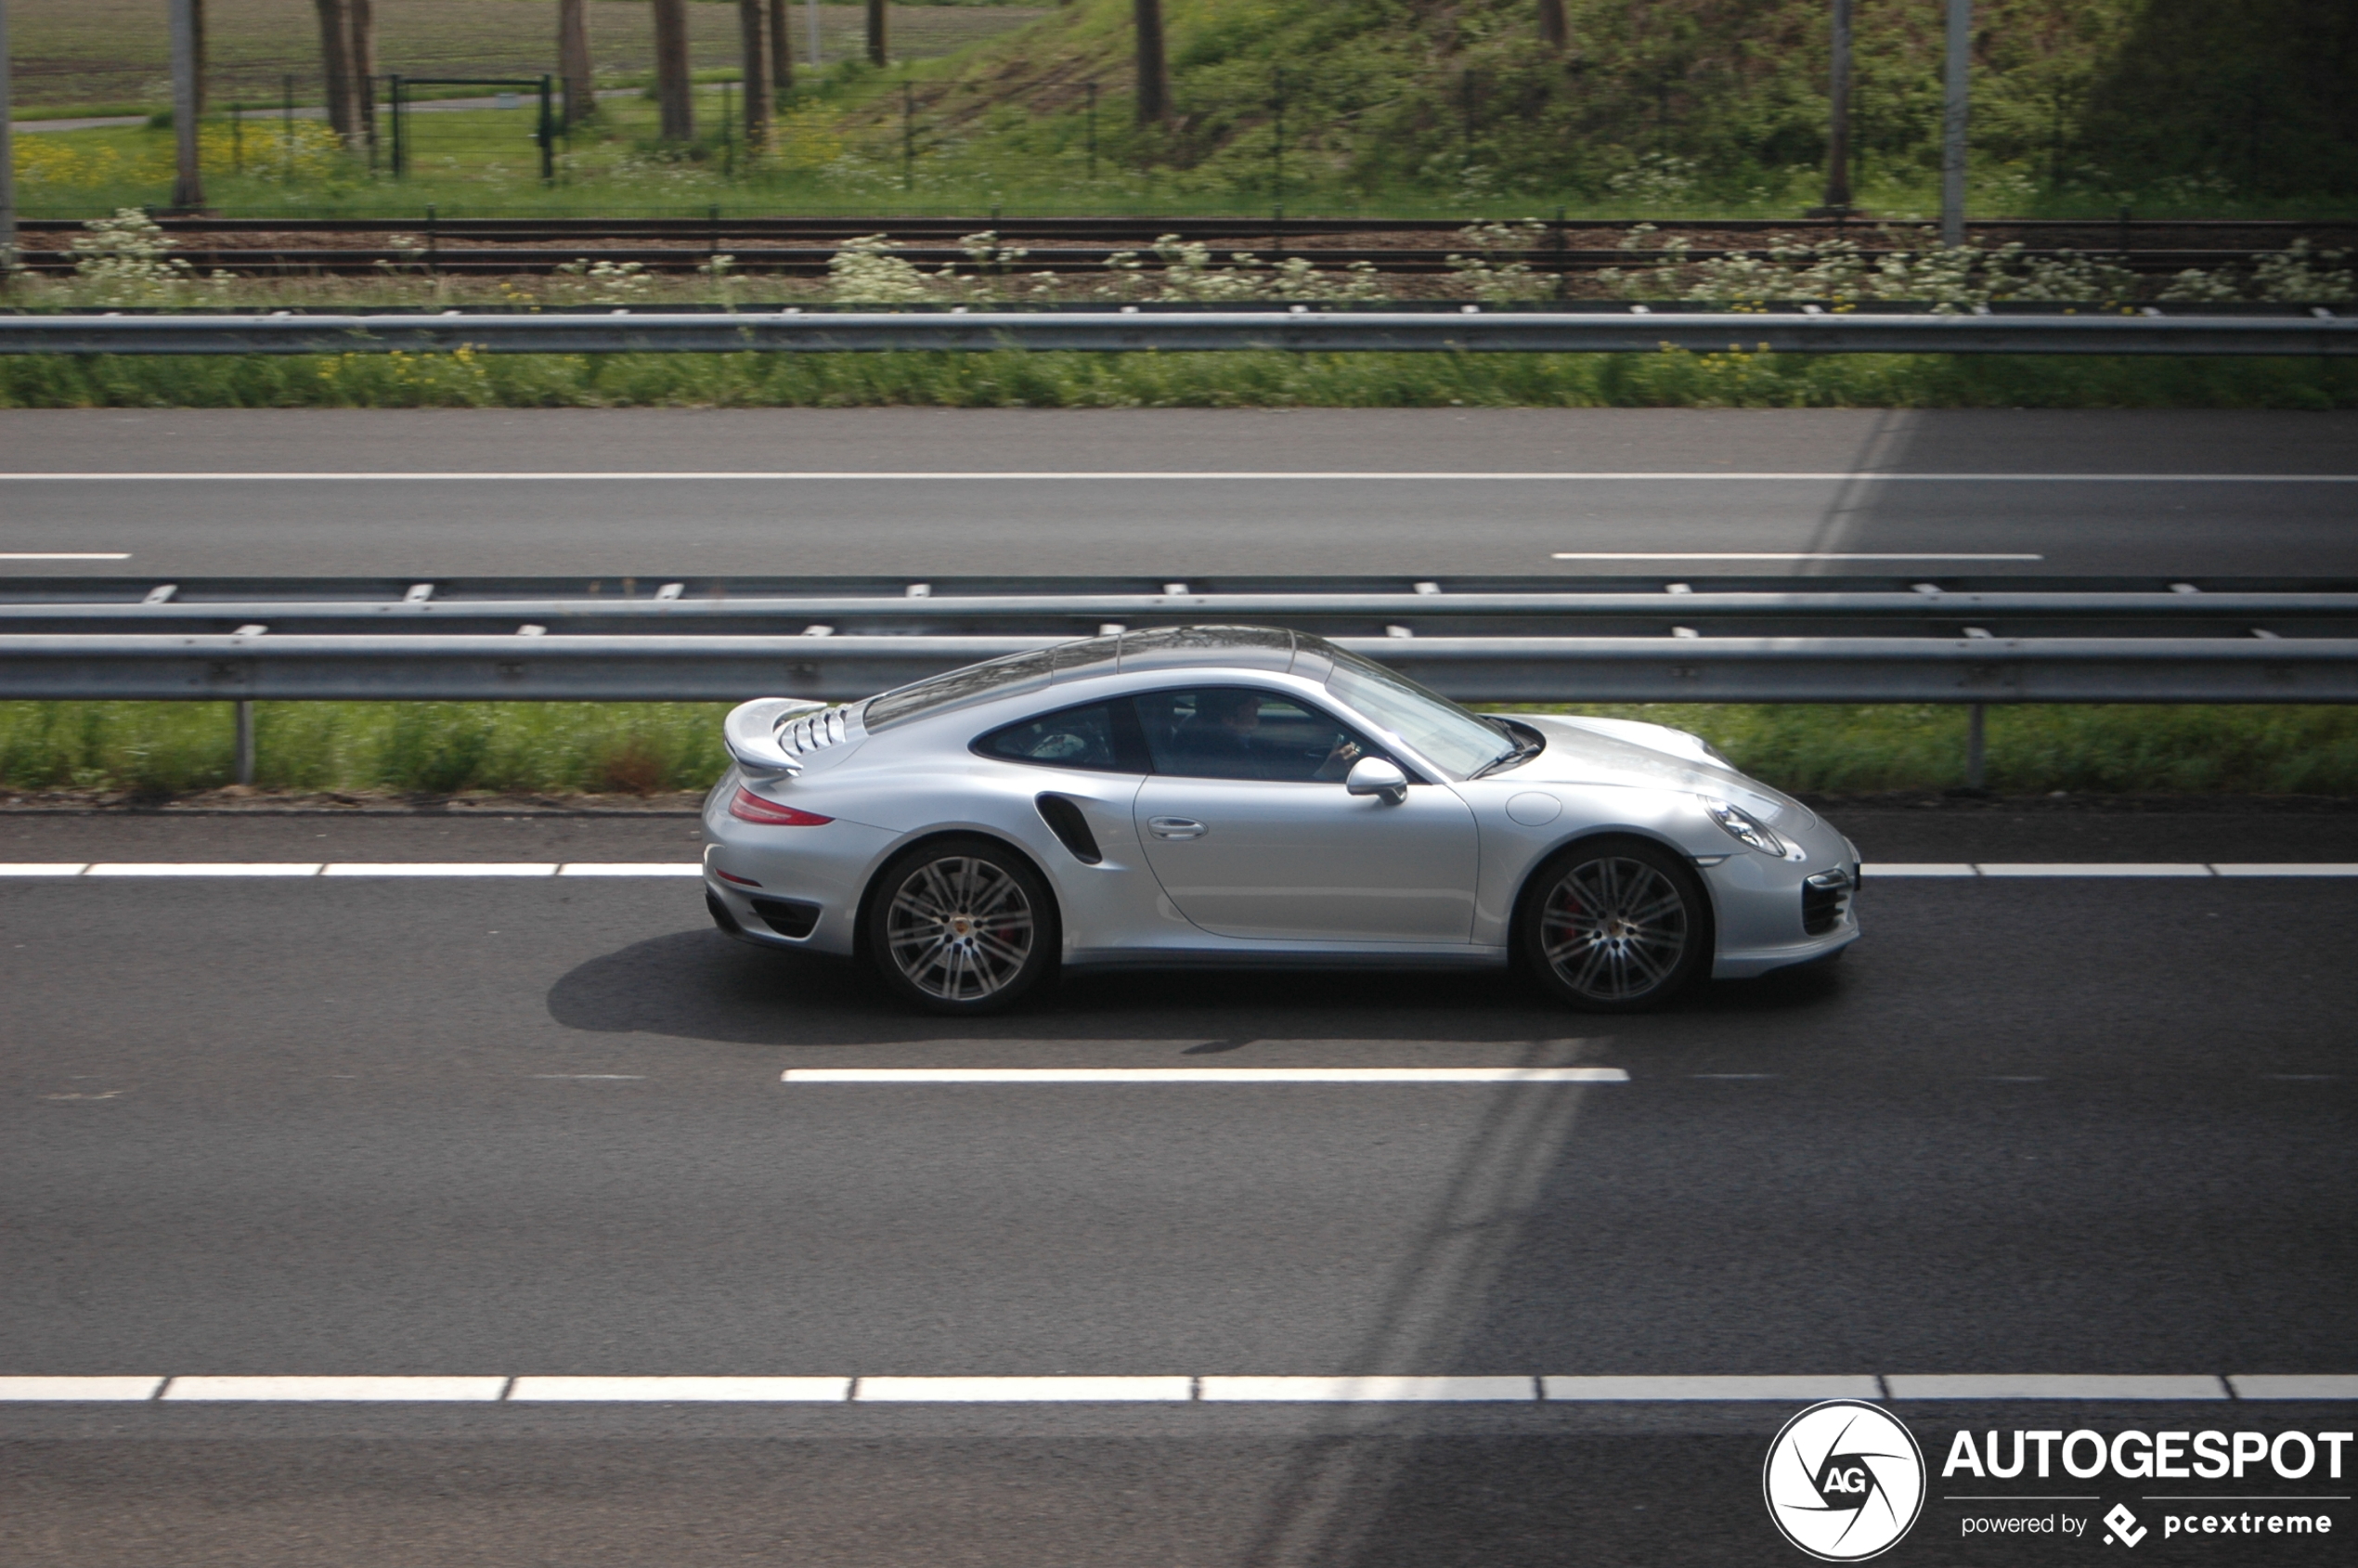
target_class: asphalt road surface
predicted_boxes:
[2,408,2355,580]
[3,809,2352,1565]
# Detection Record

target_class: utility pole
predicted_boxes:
[1134,0,1168,124]
[1819,0,1852,215]
[171,0,205,209]
[0,0,16,283]
[558,0,594,127]
[866,0,887,68]
[1941,0,1971,245]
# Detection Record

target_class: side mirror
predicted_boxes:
[1345,756,1409,805]
[724,696,824,777]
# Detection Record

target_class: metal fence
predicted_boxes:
[0,307,2349,356]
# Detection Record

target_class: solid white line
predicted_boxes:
[1541,1375,1883,1402]
[84,862,323,877]
[161,1376,511,1402]
[1976,863,2214,878]
[0,552,132,560]
[856,1377,1194,1403]
[1551,551,2043,562]
[2211,863,2358,878]
[557,862,705,876]
[0,1377,163,1401]
[0,863,90,876]
[1200,1377,1536,1403]
[1861,863,1979,878]
[510,1377,849,1403]
[320,862,557,877]
[780,1067,1630,1084]
[2228,1375,2358,1400]
[2,471,2347,483]
[1885,1375,2229,1400]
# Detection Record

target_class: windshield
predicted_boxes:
[1324,650,1517,780]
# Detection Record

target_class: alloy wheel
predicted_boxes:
[884,855,1038,1003]
[1538,856,1691,1003]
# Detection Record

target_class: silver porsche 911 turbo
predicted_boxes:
[702,627,1859,1014]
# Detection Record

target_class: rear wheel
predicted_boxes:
[867,836,1057,1014]
[1521,839,1710,1012]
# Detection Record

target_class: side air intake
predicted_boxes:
[1034,794,1103,865]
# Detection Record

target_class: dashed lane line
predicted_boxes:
[781,1067,1629,1084]
[6,1373,2335,1404]
[5,471,2352,483]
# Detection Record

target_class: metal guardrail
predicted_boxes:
[0,309,2349,356]
[2,633,2352,705]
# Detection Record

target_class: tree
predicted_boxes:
[349,0,376,157]
[866,0,888,68]
[1134,0,1168,123]
[768,0,794,97]
[559,0,595,128]
[312,0,356,143]
[1536,0,1568,53]
[190,0,208,117]
[738,0,771,149]
[651,0,693,141]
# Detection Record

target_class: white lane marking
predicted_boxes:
[84,862,323,877]
[511,1377,849,1402]
[781,1067,1630,1084]
[558,862,705,876]
[0,863,90,876]
[321,862,557,877]
[0,552,132,560]
[1541,1375,1884,1402]
[161,1376,510,1402]
[4,471,2349,483]
[1551,551,2043,561]
[856,1377,1195,1403]
[1885,1374,2229,1400]
[1200,1377,1537,1403]
[2212,863,2358,877]
[529,1074,646,1081]
[1862,863,1979,878]
[0,1377,163,1401]
[2229,1375,2358,1400]
[1976,863,2214,878]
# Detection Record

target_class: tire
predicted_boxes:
[1519,837,1712,1012]
[865,836,1058,1015]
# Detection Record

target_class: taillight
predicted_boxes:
[728,787,833,827]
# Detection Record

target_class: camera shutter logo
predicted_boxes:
[1763,1400,1926,1561]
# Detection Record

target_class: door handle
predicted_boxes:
[1147,816,1208,840]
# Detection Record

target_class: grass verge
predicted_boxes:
[3,348,2354,410]
[6,701,2353,801]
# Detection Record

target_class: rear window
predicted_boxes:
[863,648,1053,732]
[975,700,1148,773]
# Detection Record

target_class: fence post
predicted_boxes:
[388,74,403,177]
[234,700,255,786]
[902,81,914,191]
[1964,702,1987,791]
[282,72,295,179]
[1939,0,1970,246]
[538,73,556,183]
[1271,67,1284,206]
[1085,82,1097,183]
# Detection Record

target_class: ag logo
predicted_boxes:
[1763,1400,1926,1561]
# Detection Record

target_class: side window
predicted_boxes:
[1135,687,1383,784]
[975,700,1146,773]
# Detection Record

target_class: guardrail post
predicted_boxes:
[1964,701,1987,791]
[234,700,256,786]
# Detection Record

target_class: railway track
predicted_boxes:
[13,215,2352,279]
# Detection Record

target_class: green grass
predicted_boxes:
[6,700,2353,799]
[1,347,2352,411]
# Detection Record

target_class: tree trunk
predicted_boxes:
[651,0,693,141]
[559,0,595,127]
[738,0,771,149]
[191,0,209,118]
[312,0,356,142]
[1536,0,1568,53]
[865,0,888,68]
[768,0,793,97]
[1134,0,1167,123]
[347,0,376,156]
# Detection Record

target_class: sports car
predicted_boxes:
[702,626,1859,1013]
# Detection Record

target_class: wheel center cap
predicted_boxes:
[948,915,974,938]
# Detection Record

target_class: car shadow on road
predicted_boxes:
[543,928,1846,1050]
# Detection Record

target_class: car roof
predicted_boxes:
[863,626,1340,732]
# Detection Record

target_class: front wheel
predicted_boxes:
[866,836,1057,1014]
[1520,839,1711,1012]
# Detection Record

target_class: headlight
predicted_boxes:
[1702,797,1787,857]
